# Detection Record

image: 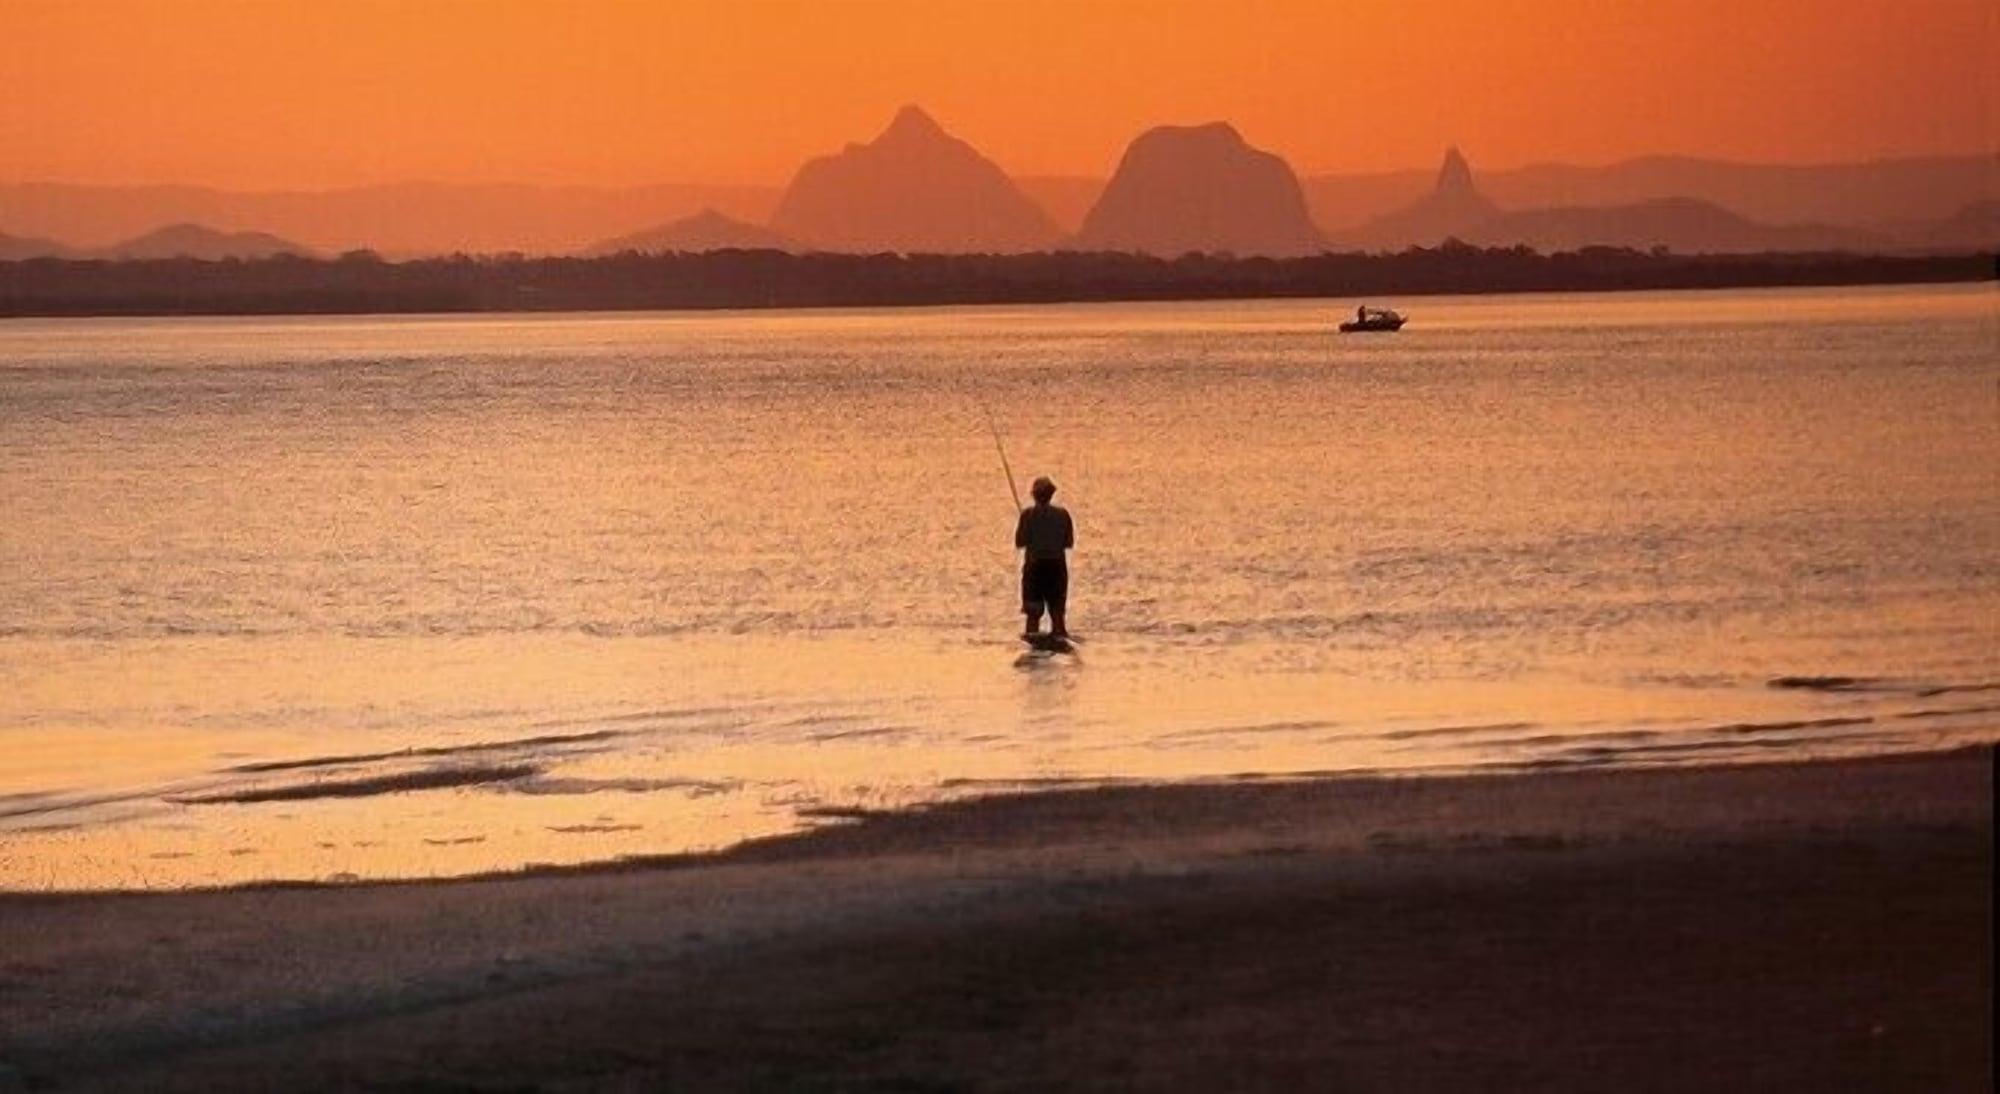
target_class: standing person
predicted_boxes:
[1015,476,1074,639]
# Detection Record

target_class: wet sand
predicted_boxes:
[1,747,1990,1092]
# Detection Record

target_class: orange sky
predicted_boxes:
[2,0,1993,189]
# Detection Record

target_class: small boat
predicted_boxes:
[1339,305,1406,333]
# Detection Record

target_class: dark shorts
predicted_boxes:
[1021,557,1069,615]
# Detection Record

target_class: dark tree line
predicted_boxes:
[0,243,1991,317]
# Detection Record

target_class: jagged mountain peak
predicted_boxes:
[1437,146,1476,194]
[1341,147,1498,248]
[770,106,1057,253]
[879,104,948,144]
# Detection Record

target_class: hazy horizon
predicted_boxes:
[3,0,1994,192]
[6,145,1998,196]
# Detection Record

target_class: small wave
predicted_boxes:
[1890,703,2000,721]
[0,790,64,818]
[809,725,918,742]
[0,787,181,821]
[797,805,887,821]
[1768,675,2000,698]
[220,730,621,774]
[1710,716,1874,735]
[781,712,871,728]
[1916,682,2000,698]
[1769,675,1874,691]
[536,706,743,728]
[937,775,1137,790]
[547,823,643,834]
[1153,719,1340,743]
[173,763,540,804]
[1376,721,1537,742]
[1551,732,1898,762]
[1478,728,1668,748]
[1627,672,1740,689]
[506,776,736,797]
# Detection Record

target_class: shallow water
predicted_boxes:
[2,283,1995,889]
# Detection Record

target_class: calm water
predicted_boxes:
[2,283,1995,889]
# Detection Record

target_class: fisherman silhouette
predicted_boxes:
[1015,476,1074,639]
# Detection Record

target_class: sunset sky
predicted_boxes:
[2,0,1994,190]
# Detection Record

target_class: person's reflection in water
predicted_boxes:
[1015,476,1075,639]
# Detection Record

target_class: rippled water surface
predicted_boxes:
[3,284,1995,888]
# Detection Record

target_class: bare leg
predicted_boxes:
[1050,610,1067,638]
[1025,608,1045,636]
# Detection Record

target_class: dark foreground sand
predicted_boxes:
[2,748,1991,1092]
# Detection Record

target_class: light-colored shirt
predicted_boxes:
[1014,504,1074,560]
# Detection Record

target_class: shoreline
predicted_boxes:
[3,250,1989,320]
[4,745,1989,1090]
[5,741,1991,899]
[0,272,1990,328]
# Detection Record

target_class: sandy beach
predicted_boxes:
[2,746,1989,1092]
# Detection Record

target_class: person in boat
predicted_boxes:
[1015,476,1075,639]
[1357,304,1368,322]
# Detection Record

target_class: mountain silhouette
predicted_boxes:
[585,208,797,255]
[1920,199,2000,251]
[1344,149,1882,253]
[1073,123,1324,256]
[1479,197,1873,253]
[0,181,780,257]
[769,105,1057,253]
[104,223,314,260]
[1307,153,1998,238]
[1345,147,1499,247]
[0,230,75,260]
[1474,154,2000,233]
[8,150,1986,259]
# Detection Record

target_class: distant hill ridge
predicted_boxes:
[0,222,313,260]
[1303,153,1998,237]
[0,229,77,260]
[1921,199,2000,250]
[0,181,779,257]
[104,222,314,260]
[586,209,796,255]
[1345,150,1882,253]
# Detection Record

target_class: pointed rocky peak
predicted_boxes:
[878,104,950,146]
[1436,146,1477,195]
[1343,146,1499,249]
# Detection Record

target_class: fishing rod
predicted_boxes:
[979,397,1025,512]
